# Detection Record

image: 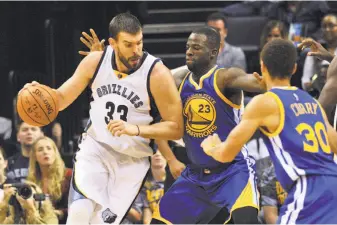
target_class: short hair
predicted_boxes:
[109,13,142,39]
[192,26,221,51]
[16,120,42,132]
[206,12,227,29]
[261,39,297,79]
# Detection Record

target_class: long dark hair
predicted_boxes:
[260,20,288,49]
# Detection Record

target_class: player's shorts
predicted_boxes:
[68,134,150,224]
[153,158,259,224]
[278,175,337,224]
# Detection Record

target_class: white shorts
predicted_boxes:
[68,134,150,224]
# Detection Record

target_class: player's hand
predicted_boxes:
[79,28,105,56]
[107,120,139,137]
[167,158,186,179]
[201,133,223,161]
[253,72,266,91]
[298,38,334,62]
[18,81,41,95]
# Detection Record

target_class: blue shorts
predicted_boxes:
[278,175,337,224]
[153,159,259,224]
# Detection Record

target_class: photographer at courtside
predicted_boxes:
[0,181,58,224]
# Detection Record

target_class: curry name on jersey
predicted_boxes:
[260,87,337,191]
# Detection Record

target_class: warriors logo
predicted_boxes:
[183,93,217,138]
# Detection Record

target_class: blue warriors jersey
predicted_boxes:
[260,87,337,191]
[179,66,249,168]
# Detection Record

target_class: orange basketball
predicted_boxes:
[17,84,59,127]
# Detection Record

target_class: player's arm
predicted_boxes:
[201,94,277,162]
[138,63,184,140]
[56,52,102,110]
[263,206,278,224]
[319,102,337,154]
[170,65,189,88]
[156,140,186,179]
[318,56,337,117]
[22,52,102,111]
[220,67,266,93]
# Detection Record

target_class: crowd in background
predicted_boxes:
[0,1,336,224]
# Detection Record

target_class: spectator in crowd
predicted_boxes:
[259,158,288,224]
[302,14,337,91]
[259,19,308,88]
[27,136,71,224]
[260,20,289,51]
[43,122,63,151]
[263,1,330,38]
[121,192,146,224]
[143,151,166,224]
[0,147,15,188]
[222,1,272,17]
[309,60,329,98]
[7,122,43,183]
[0,181,58,224]
[206,12,247,70]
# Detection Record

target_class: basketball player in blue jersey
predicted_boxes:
[202,39,337,224]
[151,26,267,224]
[79,26,265,223]
[21,13,183,224]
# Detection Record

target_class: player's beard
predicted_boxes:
[187,59,209,74]
[117,50,141,71]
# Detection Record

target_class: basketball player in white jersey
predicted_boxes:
[21,13,183,224]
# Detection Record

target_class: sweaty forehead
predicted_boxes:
[187,33,207,45]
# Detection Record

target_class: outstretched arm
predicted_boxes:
[318,101,337,154]
[21,52,102,111]
[201,94,278,162]
[56,52,102,110]
[318,56,337,118]
[220,68,266,93]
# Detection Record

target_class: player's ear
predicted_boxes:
[223,27,228,39]
[260,60,266,74]
[291,63,298,75]
[211,49,218,60]
[109,38,116,49]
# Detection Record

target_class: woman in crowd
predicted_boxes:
[27,137,72,224]
[0,147,15,187]
[302,14,337,90]
[260,20,288,50]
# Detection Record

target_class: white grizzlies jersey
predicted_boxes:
[87,46,161,158]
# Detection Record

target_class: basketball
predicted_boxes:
[17,84,59,127]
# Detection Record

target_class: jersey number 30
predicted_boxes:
[105,102,128,124]
[296,122,331,154]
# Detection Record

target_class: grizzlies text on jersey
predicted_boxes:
[87,46,160,158]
